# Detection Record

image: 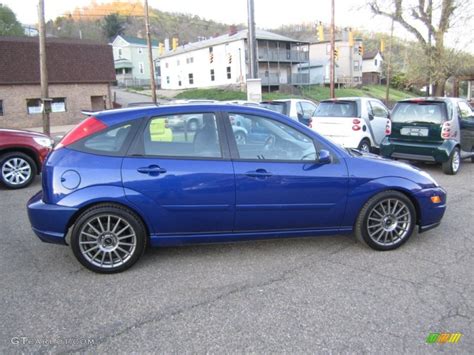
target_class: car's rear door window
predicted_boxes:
[141,113,223,158]
[260,102,289,116]
[314,101,358,117]
[392,101,448,124]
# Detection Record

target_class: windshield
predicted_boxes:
[392,101,447,124]
[260,102,288,115]
[313,101,358,117]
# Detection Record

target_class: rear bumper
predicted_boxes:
[27,191,77,245]
[380,138,454,163]
[413,187,447,232]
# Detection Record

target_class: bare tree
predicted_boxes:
[369,0,468,96]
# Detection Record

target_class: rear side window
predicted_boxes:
[314,101,358,117]
[260,102,288,116]
[392,102,447,124]
[141,113,222,158]
[78,123,134,155]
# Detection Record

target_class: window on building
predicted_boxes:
[165,62,169,68]
[166,76,170,84]
[354,60,360,71]
[118,48,122,58]
[139,62,144,74]
[177,59,180,66]
[0,100,3,116]
[138,48,143,54]
[227,66,232,79]
[27,98,66,115]
[178,80,182,86]
[210,69,215,81]
[186,57,194,64]
[209,46,213,53]
[188,73,194,85]
[374,59,378,66]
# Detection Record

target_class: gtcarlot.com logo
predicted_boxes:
[426,333,462,344]
[11,336,95,346]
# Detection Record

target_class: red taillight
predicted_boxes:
[441,121,451,139]
[352,125,361,131]
[385,119,391,135]
[55,117,107,149]
[352,118,361,124]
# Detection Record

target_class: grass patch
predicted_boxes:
[175,88,247,101]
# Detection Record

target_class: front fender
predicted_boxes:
[342,176,422,227]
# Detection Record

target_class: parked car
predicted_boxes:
[380,97,474,175]
[260,99,318,126]
[310,97,391,152]
[0,129,53,189]
[28,104,446,273]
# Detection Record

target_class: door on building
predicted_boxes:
[91,96,106,111]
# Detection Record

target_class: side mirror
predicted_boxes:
[368,113,374,120]
[318,149,331,164]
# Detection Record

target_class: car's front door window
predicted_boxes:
[229,113,316,161]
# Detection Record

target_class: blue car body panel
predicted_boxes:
[27,104,447,247]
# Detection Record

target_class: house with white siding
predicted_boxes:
[362,51,384,85]
[159,29,309,91]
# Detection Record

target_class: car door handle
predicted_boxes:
[137,165,167,176]
[245,169,272,178]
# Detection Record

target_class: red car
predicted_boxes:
[0,129,54,189]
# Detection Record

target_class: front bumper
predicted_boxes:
[27,191,77,245]
[413,186,447,233]
[380,138,454,163]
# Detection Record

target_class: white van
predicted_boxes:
[310,97,391,152]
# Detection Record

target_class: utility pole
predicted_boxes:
[144,0,157,103]
[38,0,50,135]
[385,17,394,103]
[330,0,335,98]
[247,0,258,79]
[427,0,432,97]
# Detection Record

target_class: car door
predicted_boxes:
[367,100,390,146]
[122,111,235,235]
[457,100,474,153]
[224,111,349,232]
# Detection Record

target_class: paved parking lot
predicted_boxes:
[0,162,472,353]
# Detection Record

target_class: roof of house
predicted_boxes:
[362,50,382,60]
[0,36,116,85]
[117,35,159,47]
[160,29,307,58]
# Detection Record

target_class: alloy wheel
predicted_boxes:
[366,198,412,246]
[78,214,137,269]
[452,150,460,172]
[1,157,32,186]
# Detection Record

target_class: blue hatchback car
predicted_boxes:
[28,104,447,273]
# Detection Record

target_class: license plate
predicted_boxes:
[401,127,429,137]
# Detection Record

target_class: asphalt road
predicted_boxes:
[0,162,472,353]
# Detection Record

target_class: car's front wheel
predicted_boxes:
[355,190,416,250]
[0,152,37,189]
[71,204,147,273]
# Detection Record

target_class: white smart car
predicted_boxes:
[310,97,391,152]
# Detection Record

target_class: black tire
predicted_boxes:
[0,152,37,189]
[71,204,147,273]
[471,148,474,163]
[355,190,416,251]
[358,139,371,153]
[442,147,460,175]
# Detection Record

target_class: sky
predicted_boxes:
[2,0,473,52]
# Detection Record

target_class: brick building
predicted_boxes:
[0,36,115,129]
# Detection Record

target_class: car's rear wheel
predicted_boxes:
[71,204,146,273]
[0,152,37,189]
[358,139,371,153]
[442,147,460,175]
[355,190,416,250]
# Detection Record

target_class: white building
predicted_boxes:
[362,51,384,85]
[298,40,364,86]
[111,35,161,87]
[159,29,309,90]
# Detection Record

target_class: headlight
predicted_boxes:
[33,137,54,148]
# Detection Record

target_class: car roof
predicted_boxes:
[397,97,458,103]
[93,103,284,126]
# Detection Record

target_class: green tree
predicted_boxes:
[0,4,24,36]
[101,13,126,40]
